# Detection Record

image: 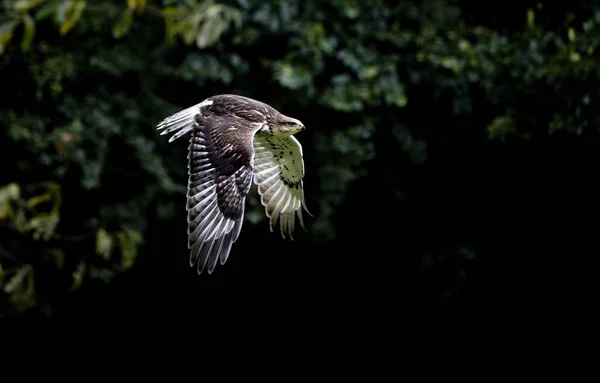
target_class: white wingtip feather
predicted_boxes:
[156,99,213,142]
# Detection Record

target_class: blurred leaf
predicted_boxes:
[487,116,516,142]
[0,183,21,201]
[35,2,57,21]
[12,0,43,13]
[0,183,20,220]
[112,8,133,39]
[3,265,31,294]
[54,0,69,24]
[527,9,535,30]
[132,0,148,13]
[274,62,312,89]
[28,212,60,240]
[20,13,35,51]
[361,66,379,80]
[196,15,224,48]
[117,231,142,269]
[71,261,86,291]
[163,1,242,49]
[4,265,36,313]
[89,265,115,284]
[0,20,18,54]
[96,228,113,261]
[26,193,51,209]
[51,248,65,269]
[59,0,86,36]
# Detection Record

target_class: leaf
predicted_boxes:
[4,265,36,313]
[13,0,44,13]
[26,192,51,209]
[0,20,19,55]
[89,265,115,283]
[117,231,142,269]
[20,13,35,51]
[127,0,147,12]
[112,8,133,39]
[35,2,57,21]
[96,228,113,261]
[487,116,516,142]
[54,0,69,24]
[51,248,65,269]
[27,212,60,240]
[71,261,86,291]
[527,9,535,30]
[3,265,32,294]
[59,0,86,36]
[0,183,21,201]
[0,183,20,219]
[0,20,19,37]
[361,65,379,80]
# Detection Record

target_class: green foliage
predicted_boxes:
[0,182,142,316]
[1,0,599,316]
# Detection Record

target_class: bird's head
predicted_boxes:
[269,114,305,136]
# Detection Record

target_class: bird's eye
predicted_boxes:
[286,122,296,126]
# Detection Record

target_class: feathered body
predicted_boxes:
[156,94,310,274]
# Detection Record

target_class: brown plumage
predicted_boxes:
[157,94,310,274]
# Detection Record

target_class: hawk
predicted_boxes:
[156,94,310,274]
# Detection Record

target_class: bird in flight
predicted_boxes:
[156,94,310,274]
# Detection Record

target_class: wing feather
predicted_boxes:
[156,96,263,274]
[252,133,310,239]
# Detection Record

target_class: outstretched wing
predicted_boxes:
[157,99,263,274]
[252,132,310,239]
